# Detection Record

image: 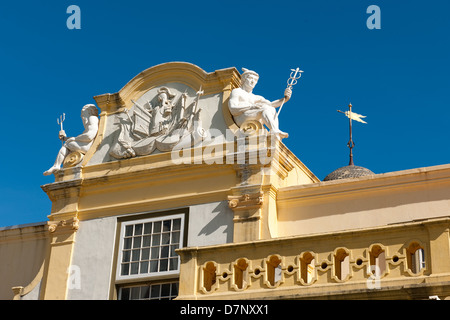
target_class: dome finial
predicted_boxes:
[325,103,372,181]
[337,103,367,166]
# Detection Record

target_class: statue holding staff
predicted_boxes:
[228,67,301,140]
[43,104,99,176]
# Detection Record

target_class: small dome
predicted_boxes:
[323,165,374,181]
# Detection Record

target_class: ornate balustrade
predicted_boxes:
[176,217,450,299]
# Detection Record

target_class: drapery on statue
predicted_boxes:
[43,104,99,176]
[228,68,292,139]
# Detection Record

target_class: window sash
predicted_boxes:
[118,280,179,300]
[116,213,185,282]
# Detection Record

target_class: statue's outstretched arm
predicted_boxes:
[270,87,292,108]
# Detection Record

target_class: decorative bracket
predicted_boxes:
[48,217,80,233]
[228,191,264,211]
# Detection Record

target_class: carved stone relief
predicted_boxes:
[109,85,207,159]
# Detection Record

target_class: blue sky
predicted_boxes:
[0,1,449,227]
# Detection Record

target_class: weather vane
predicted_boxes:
[57,113,66,146]
[276,67,303,119]
[337,103,367,166]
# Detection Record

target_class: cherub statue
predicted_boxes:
[43,104,99,176]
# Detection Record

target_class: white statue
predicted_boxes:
[228,68,292,139]
[43,104,99,175]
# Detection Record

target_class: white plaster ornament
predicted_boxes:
[109,86,207,159]
[228,68,301,140]
[43,104,99,176]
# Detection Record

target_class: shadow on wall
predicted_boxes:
[197,202,233,243]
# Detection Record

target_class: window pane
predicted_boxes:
[153,221,161,233]
[169,258,178,271]
[140,286,149,299]
[121,287,130,300]
[171,283,179,296]
[152,234,160,246]
[172,219,181,231]
[170,245,178,257]
[163,220,171,232]
[151,247,159,259]
[123,238,132,250]
[142,236,151,247]
[150,260,158,273]
[140,261,149,274]
[144,223,152,234]
[171,231,180,244]
[161,283,171,297]
[133,236,142,249]
[161,233,170,245]
[150,285,160,298]
[134,224,143,236]
[131,249,140,262]
[122,250,131,262]
[125,225,133,237]
[121,263,129,276]
[160,259,168,271]
[131,287,140,300]
[141,248,150,260]
[130,262,139,275]
[161,246,169,258]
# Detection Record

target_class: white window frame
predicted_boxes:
[115,213,185,282]
[118,280,179,300]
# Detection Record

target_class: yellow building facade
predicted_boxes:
[1,62,450,300]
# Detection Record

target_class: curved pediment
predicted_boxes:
[94,62,240,113]
[84,62,241,166]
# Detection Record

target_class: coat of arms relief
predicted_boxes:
[109,84,207,159]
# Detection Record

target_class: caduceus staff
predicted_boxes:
[275,67,303,119]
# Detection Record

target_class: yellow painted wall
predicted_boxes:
[277,164,450,237]
[0,223,49,300]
